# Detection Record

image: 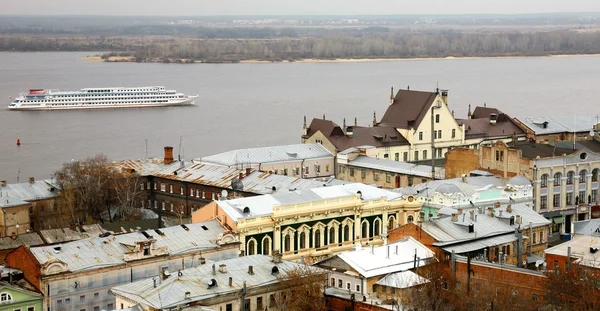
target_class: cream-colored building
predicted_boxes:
[302,89,526,163]
[0,197,31,237]
[192,183,423,264]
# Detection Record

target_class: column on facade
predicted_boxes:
[239,235,246,255]
[547,169,554,210]
[354,214,361,243]
[586,164,593,203]
[273,224,281,254]
[560,169,567,208]
[534,177,541,212]
[382,210,389,245]
[574,165,580,206]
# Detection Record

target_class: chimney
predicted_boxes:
[457,208,463,215]
[185,291,191,299]
[0,181,6,187]
[239,172,243,180]
[164,146,174,165]
[211,264,216,275]
[506,204,512,213]
[499,210,503,217]
[248,266,254,275]
[515,215,522,224]
[228,277,233,287]
[487,207,494,217]
[272,251,282,264]
[469,210,474,221]
[489,113,498,125]
[29,177,35,184]
[440,89,448,105]
[245,167,251,176]
[451,213,458,222]
[474,214,478,222]
[218,264,227,273]
[371,244,375,255]
[200,257,206,265]
[461,174,467,183]
[346,126,354,138]
[386,245,390,259]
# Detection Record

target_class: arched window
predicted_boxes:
[247,240,256,256]
[553,172,562,186]
[299,232,306,249]
[388,216,395,229]
[593,168,599,182]
[540,174,549,187]
[329,227,336,244]
[284,234,291,252]
[0,293,12,303]
[580,170,587,183]
[567,171,575,185]
[407,215,415,223]
[314,229,321,248]
[373,219,381,237]
[344,225,350,242]
[262,237,271,255]
[361,221,369,238]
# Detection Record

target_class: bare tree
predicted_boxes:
[405,263,455,311]
[544,264,600,310]
[272,264,328,311]
[111,171,146,220]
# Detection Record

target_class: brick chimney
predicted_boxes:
[245,167,251,176]
[487,207,495,217]
[29,177,35,184]
[164,146,174,165]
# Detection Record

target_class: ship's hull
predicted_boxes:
[8,97,197,111]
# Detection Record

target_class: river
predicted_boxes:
[1,52,599,181]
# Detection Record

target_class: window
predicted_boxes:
[314,229,321,248]
[593,189,598,203]
[403,152,408,162]
[407,215,414,222]
[533,232,537,244]
[579,190,586,204]
[326,164,330,172]
[226,304,233,311]
[452,129,456,138]
[593,169,599,182]
[244,299,250,310]
[373,219,380,236]
[329,227,336,244]
[338,279,343,288]
[180,187,184,195]
[361,221,368,238]
[386,174,391,183]
[437,148,442,158]
[419,132,423,140]
[540,195,548,209]
[383,154,389,159]
[262,237,271,255]
[0,293,12,302]
[57,300,62,308]
[496,150,504,161]
[532,294,538,302]
[438,130,442,138]
[299,232,306,249]
[169,184,173,193]
[356,285,361,292]
[423,150,427,160]
[435,114,440,123]
[284,234,291,252]
[331,278,336,287]
[567,171,575,184]
[269,295,276,308]
[554,194,561,207]
[94,293,99,300]
[247,240,256,255]
[80,295,85,303]
[349,168,355,177]
[554,172,562,186]
[65,299,70,306]
[373,172,379,181]
[94,307,99,311]
[257,297,263,309]
[566,192,573,206]
[580,170,587,183]
[160,183,166,191]
[140,183,144,190]
[434,131,437,139]
[28,307,34,311]
[344,225,350,242]
[414,151,419,161]
[361,170,366,179]
[541,174,548,187]
[395,153,399,161]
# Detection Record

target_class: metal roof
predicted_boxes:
[374,270,430,289]
[110,255,326,310]
[346,156,445,179]
[423,203,550,246]
[0,196,29,208]
[39,224,106,244]
[199,144,333,166]
[0,233,45,250]
[0,179,59,203]
[544,235,600,269]
[517,114,597,135]
[334,237,434,278]
[441,234,520,254]
[572,219,600,237]
[216,183,403,222]
[30,220,226,275]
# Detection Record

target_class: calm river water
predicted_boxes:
[1,52,599,181]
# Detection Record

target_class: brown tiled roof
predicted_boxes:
[306,118,408,152]
[471,106,501,119]
[379,89,438,129]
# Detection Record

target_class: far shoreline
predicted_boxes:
[79,53,600,64]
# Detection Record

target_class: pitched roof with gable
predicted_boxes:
[199,144,333,166]
[380,89,438,129]
[110,255,325,310]
[0,233,45,251]
[29,220,226,274]
[331,237,434,278]
[216,183,404,222]
[375,270,429,289]
[305,118,408,152]
[0,180,59,203]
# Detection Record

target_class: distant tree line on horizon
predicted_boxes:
[2,30,600,62]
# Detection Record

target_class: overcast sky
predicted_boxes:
[2,0,600,16]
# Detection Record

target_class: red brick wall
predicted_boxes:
[545,253,571,270]
[6,246,41,291]
[388,223,444,259]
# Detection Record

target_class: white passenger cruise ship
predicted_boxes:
[8,86,197,110]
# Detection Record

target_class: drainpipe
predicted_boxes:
[301,159,306,178]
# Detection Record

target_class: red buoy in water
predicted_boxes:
[16,139,20,146]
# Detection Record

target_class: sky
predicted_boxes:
[2,0,600,16]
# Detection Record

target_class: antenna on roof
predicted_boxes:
[178,136,183,162]
[16,168,20,183]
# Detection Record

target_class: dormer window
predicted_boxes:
[0,292,12,303]
[143,247,150,256]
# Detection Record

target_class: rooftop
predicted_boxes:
[544,235,600,269]
[325,237,435,278]
[29,220,227,275]
[0,232,45,251]
[39,224,106,244]
[198,143,334,166]
[572,219,600,237]
[407,175,531,200]
[379,89,438,129]
[305,119,408,151]
[215,183,404,222]
[110,255,325,310]
[0,196,29,208]
[516,114,597,135]
[345,156,445,179]
[374,270,429,289]
[0,179,59,203]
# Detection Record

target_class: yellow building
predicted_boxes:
[193,183,423,264]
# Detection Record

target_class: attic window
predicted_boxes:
[143,247,150,256]
[243,207,251,214]
[181,224,190,231]
[201,225,209,231]
[141,231,152,239]
[580,153,588,160]
[155,229,165,236]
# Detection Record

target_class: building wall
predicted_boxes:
[303,131,338,155]
[388,223,443,259]
[0,287,42,311]
[444,148,480,179]
[326,295,389,311]
[7,245,239,311]
[445,143,533,180]
[0,204,31,237]
[336,164,431,188]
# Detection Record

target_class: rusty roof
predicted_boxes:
[380,89,438,129]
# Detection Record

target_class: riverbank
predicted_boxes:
[81,53,600,64]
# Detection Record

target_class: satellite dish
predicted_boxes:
[221,190,228,199]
